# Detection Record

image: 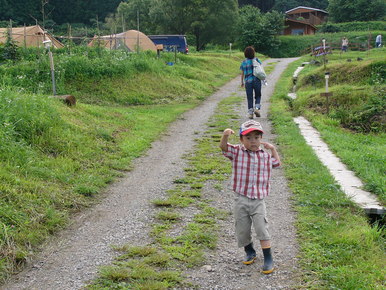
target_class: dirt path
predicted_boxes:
[2,57,299,290]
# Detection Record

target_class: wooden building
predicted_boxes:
[283,6,328,35]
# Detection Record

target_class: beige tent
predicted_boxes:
[0,25,64,49]
[88,30,157,52]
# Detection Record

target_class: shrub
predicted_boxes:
[1,28,20,61]
[317,21,386,33]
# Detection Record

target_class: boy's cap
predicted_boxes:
[240,120,264,135]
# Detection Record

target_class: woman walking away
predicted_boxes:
[240,46,262,119]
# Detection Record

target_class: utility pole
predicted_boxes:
[121,14,125,32]
[137,10,140,54]
[43,40,56,95]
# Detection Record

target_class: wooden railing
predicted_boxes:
[301,41,373,56]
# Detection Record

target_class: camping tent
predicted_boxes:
[88,30,157,52]
[0,25,64,49]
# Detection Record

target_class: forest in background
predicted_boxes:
[0,1,333,26]
[0,1,385,54]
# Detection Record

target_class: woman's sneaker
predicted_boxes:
[248,109,254,119]
[254,108,261,117]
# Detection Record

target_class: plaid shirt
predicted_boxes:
[240,58,261,83]
[223,143,280,199]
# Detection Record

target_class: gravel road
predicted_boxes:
[2,57,300,290]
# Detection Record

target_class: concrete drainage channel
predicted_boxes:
[289,63,385,222]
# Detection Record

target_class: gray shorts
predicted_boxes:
[233,194,270,247]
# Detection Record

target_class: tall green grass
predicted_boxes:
[0,47,241,106]
[0,50,243,282]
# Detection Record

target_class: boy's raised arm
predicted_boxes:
[220,129,234,152]
[261,142,281,166]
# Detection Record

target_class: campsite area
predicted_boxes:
[0,40,385,288]
[0,1,385,289]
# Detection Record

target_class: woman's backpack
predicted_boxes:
[252,59,266,80]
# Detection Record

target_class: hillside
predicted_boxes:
[0,50,243,281]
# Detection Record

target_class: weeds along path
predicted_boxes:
[2,58,299,290]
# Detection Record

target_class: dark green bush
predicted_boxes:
[317,21,386,33]
[339,94,385,133]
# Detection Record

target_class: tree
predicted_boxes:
[237,5,284,55]
[2,27,20,61]
[150,0,239,51]
[149,0,196,35]
[272,0,328,12]
[328,0,386,23]
[0,0,122,26]
[0,0,14,23]
[238,0,275,12]
[105,0,153,34]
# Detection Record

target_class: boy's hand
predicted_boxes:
[220,129,234,152]
[261,142,281,165]
[223,128,234,136]
[261,142,275,150]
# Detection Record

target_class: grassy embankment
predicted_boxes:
[0,48,245,282]
[270,48,385,288]
[292,48,385,202]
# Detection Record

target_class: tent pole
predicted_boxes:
[68,24,72,54]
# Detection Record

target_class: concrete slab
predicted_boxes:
[293,66,305,78]
[294,116,385,215]
[287,93,297,99]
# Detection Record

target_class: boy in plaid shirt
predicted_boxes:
[219,120,281,274]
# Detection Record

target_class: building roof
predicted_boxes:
[285,19,317,29]
[285,6,328,15]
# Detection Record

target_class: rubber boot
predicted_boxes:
[243,242,256,265]
[262,247,274,274]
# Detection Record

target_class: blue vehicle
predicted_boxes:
[148,35,189,54]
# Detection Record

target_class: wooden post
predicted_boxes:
[136,10,140,54]
[68,23,72,54]
[322,38,327,70]
[9,19,12,38]
[48,49,56,95]
[121,13,125,32]
[23,24,27,49]
[320,72,332,114]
